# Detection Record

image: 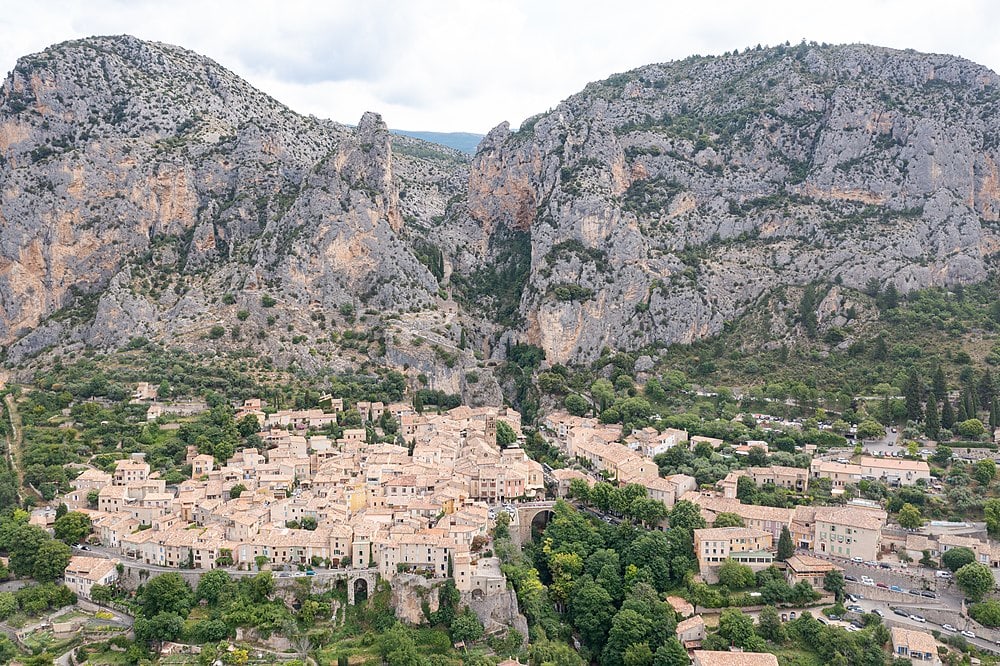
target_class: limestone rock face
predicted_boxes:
[445,43,1000,363]
[0,35,479,395]
[3,38,1000,376]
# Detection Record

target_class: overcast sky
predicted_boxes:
[2,0,999,133]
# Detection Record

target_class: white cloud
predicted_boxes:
[0,0,997,133]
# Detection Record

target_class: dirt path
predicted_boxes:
[3,393,28,498]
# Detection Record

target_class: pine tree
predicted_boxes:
[879,282,899,309]
[925,398,940,440]
[799,285,818,338]
[933,366,948,402]
[990,399,999,431]
[903,369,923,422]
[872,336,888,361]
[942,398,956,430]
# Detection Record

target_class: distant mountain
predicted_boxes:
[391,129,484,154]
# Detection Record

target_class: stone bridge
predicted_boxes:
[512,501,557,545]
[280,568,380,604]
[339,568,380,604]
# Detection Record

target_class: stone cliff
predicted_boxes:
[442,42,1000,363]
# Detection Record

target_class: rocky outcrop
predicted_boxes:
[464,587,529,644]
[390,573,439,625]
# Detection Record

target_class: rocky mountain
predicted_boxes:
[2,37,1000,392]
[441,42,1000,364]
[0,36,491,397]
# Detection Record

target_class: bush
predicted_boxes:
[970,600,1000,627]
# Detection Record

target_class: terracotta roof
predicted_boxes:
[813,505,887,531]
[692,651,779,666]
[676,615,705,634]
[891,626,938,656]
[694,527,771,541]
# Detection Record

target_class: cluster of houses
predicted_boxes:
[55,399,546,600]
[45,396,984,664]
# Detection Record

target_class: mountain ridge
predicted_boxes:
[2,36,1000,399]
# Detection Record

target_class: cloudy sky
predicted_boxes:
[2,0,999,133]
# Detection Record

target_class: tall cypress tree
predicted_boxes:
[980,370,996,411]
[933,366,948,402]
[991,399,999,431]
[903,369,923,422]
[925,398,940,440]
[777,526,794,561]
[958,396,970,422]
[942,398,956,430]
[967,388,980,417]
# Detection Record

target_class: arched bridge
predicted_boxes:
[512,501,557,544]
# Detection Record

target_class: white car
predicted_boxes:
[910,614,926,623]
[861,576,875,586]
[942,624,957,632]
[851,556,863,563]
[962,630,976,639]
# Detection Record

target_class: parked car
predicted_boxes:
[789,612,796,620]
[921,591,937,599]
[845,575,858,582]
[865,561,879,567]
[817,616,828,625]
[828,614,842,621]
[876,582,888,589]
[847,594,859,602]
[910,614,926,623]
[962,630,976,639]
[894,608,910,617]
[879,562,892,569]
[908,589,922,596]
[845,625,860,632]
[847,605,864,613]
[872,608,885,617]
[851,556,864,563]
[936,570,952,579]
[890,585,902,593]
[942,624,957,632]
[851,619,865,628]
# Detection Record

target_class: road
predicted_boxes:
[852,596,1000,655]
[74,544,376,579]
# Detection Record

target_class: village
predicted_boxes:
[22,378,1000,665]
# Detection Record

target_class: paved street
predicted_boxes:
[73,544,374,579]
[852,596,1000,655]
